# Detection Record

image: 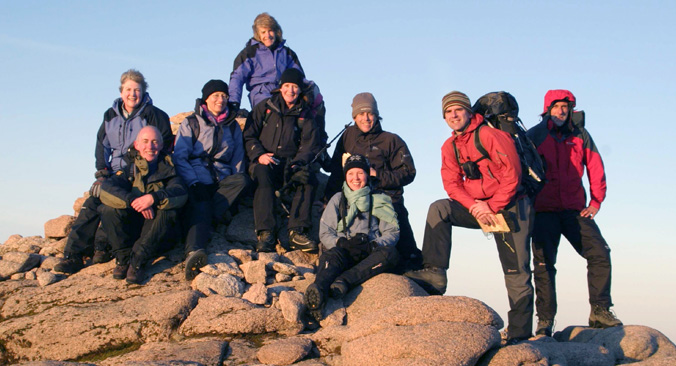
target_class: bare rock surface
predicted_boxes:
[2,235,49,255]
[256,337,313,365]
[191,272,244,297]
[99,338,227,366]
[343,273,428,322]
[242,282,269,305]
[44,215,75,239]
[0,252,42,278]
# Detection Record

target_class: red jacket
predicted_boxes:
[527,117,606,212]
[441,114,521,213]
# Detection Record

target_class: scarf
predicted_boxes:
[337,182,399,232]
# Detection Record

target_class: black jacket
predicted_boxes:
[243,92,321,165]
[325,120,416,203]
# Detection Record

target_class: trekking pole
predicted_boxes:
[275,122,353,199]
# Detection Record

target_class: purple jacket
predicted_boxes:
[228,38,303,108]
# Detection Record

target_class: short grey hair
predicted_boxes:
[119,69,148,94]
[136,125,163,146]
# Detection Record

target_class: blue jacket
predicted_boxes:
[173,100,245,186]
[320,191,400,250]
[95,94,172,173]
[228,38,303,108]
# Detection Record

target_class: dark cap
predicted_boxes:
[201,79,229,101]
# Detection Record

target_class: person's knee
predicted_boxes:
[426,199,451,224]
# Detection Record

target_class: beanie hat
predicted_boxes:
[343,153,370,179]
[280,68,305,87]
[351,92,379,117]
[201,79,229,101]
[441,91,472,117]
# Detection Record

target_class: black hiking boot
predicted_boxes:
[126,265,145,285]
[589,304,623,329]
[185,249,208,281]
[404,265,448,295]
[304,283,325,322]
[92,250,112,264]
[535,318,554,337]
[329,279,349,299]
[256,230,277,253]
[288,228,318,253]
[113,263,129,280]
[53,255,84,274]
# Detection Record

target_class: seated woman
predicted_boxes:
[305,154,400,321]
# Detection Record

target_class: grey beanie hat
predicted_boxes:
[351,92,379,117]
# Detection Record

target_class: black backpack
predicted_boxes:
[471,91,546,200]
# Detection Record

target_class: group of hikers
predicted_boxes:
[53,12,622,344]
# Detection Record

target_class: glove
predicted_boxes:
[290,166,310,184]
[89,179,104,198]
[189,183,211,202]
[337,233,370,261]
[94,169,110,179]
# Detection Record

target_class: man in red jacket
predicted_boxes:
[527,90,622,336]
[406,91,534,344]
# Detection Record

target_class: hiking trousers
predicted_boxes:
[532,210,613,320]
[421,197,534,339]
[100,205,178,267]
[184,173,250,253]
[251,163,316,232]
[63,195,109,258]
[392,201,423,273]
[315,245,399,291]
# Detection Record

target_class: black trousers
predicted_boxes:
[314,245,399,291]
[392,201,423,272]
[100,205,179,267]
[63,195,109,258]
[184,173,251,253]
[421,198,534,339]
[532,210,613,320]
[251,163,316,232]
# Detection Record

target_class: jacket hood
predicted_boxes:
[112,93,152,117]
[542,89,576,114]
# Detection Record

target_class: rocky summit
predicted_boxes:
[1,191,675,366]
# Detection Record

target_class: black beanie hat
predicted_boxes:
[280,68,305,87]
[201,79,229,101]
[343,154,370,179]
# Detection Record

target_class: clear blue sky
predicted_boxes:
[2,1,675,340]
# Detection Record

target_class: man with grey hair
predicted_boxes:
[405,91,534,345]
[55,69,172,275]
[324,92,421,273]
[99,126,187,284]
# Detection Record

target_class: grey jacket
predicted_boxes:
[319,191,399,250]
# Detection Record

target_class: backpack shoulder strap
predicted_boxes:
[186,114,200,146]
[473,124,490,160]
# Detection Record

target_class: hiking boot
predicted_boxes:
[185,249,208,281]
[126,265,145,285]
[53,256,84,274]
[304,283,325,321]
[256,230,277,253]
[589,304,623,329]
[113,263,129,280]
[535,318,554,337]
[404,265,448,295]
[288,229,318,253]
[92,250,112,264]
[504,336,530,347]
[329,279,349,299]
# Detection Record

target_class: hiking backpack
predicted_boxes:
[471,91,546,200]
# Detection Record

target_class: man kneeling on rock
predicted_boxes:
[305,154,400,322]
[99,126,188,284]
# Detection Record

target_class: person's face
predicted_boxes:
[354,112,376,133]
[444,105,472,132]
[134,128,162,162]
[120,80,143,113]
[206,91,228,116]
[281,83,300,106]
[257,27,276,47]
[346,167,367,191]
[549,101,570,126]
